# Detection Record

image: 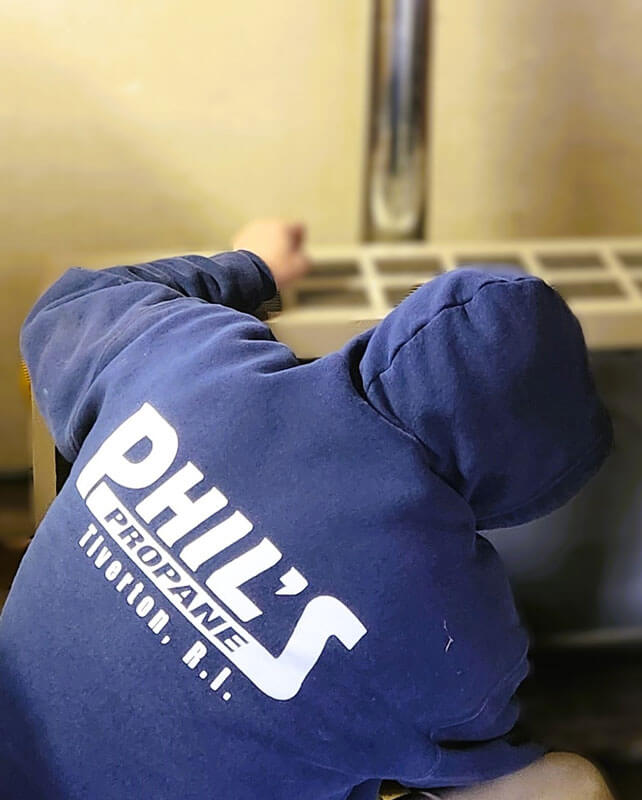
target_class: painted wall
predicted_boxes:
[0,0,369,470]
[5,0,642,471]
[430,0,642,240]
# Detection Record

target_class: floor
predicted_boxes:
[1,478,641,799]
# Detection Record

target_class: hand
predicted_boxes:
[232,219,311,289]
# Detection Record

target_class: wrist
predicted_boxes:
[237,249,278,299]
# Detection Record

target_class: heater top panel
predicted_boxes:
[51,237,642,357]
[272,238,642,355]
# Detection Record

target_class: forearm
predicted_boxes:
[92,250,276,310]
[21,216,308,460]
[21,250,275,458]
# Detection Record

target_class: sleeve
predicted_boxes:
[20,250,276,461]
[424,657,546,789]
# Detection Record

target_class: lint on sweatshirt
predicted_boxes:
[1,250,612,800]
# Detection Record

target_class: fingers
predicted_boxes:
[229,219,310,286]
[288,221,306,250]
[290,223,310,278]
[294,251,311,277]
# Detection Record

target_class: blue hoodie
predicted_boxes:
[2,251,611,799]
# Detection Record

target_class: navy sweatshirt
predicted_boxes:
[2,251,611,799]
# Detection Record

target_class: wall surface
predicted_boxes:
[430,0,642,241]
[0,0,369,470]
[5,0,642,471]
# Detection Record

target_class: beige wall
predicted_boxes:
[430,0,642,241]
[0,0,369,470]
[5,0,642,472]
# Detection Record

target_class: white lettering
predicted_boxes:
[86,534,104,558]
[79,524,97,547]
[135,595,155,617]
[93,546,112,568]
[180,511,253,571]
[117,525,145,549]
[77,403,370,702]
[182,640,207,669]
[205,538,282,622]
[126,581,145,605]
[153,563,181,583]
[147,609,170,634]
[136,462,228,547]
[76,403,178,499]
[232,596,367,701]
[105,560,123,581]
[115,572,135,593]
[138,545,162,566]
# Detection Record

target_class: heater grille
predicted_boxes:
[268,238,642,357]
[52,236,642,358]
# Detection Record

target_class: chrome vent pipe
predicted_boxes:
[367,0,429,241]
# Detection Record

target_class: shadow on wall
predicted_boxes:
[487,351,642,634]
[0,39,221,471]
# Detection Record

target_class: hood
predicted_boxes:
[358,268,613,529]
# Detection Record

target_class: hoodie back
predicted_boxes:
[1,254,611,800]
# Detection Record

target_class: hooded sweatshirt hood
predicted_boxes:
[359,268,612,529]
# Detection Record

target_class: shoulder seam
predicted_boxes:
[363,276,537,395]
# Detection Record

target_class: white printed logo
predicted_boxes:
[76,403,367,701]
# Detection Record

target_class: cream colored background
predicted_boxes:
[4,0,642,470]
[0,0,370,470]
[429,0,642,240]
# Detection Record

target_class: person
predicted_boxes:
[1,220,615,799]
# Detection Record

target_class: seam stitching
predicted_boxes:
[476,424,612,527]
[363,276,536,394]
[430,647,530,736]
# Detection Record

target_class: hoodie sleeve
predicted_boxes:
[21,250,276,461]
[423,657,546,789]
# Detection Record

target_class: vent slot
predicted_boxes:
[308,260,360,278]
[537,253,604,270]
[295,287,369,308]
[376,257,442,276]
[455,256,523,270]
[552,281,624,301]
[385,285,422,307]
[617,252,642,269]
